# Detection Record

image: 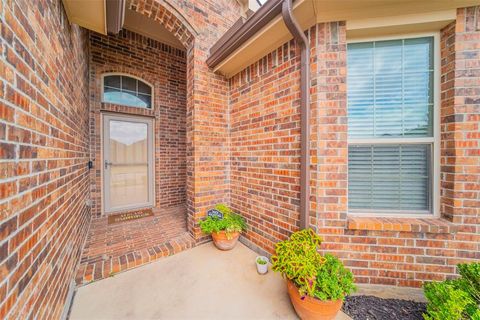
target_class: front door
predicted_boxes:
[103,114,154,213]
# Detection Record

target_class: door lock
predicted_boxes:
[104,161,113,169]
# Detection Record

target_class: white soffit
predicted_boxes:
[123,9,184,49]
[214,0,480,78]
[346,10,457,39]
[62,0,107,35]
[213,0,313,77]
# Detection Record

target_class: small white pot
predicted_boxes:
[256,256,269,274]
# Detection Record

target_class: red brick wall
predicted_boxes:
[442,7,480,229]
[0,0,90,318]
[1,0,242,315]
[89,30,187,216]
[310,21,348,259]
[440,5,480,262]
[230,8,480,287]
[230,22,348,254]
[230,38,303,252]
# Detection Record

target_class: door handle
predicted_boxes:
[104,161,113,169]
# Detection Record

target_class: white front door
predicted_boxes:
[103,114,154,213]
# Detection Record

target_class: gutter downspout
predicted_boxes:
[282,0,310,230]
[106,0,126,34]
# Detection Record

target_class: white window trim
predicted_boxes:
[101,73,155,110]
[346,32,440,218]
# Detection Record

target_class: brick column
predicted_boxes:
[441,7,480,239]
[130,0,241,241]
[311,22,349,241]
[186,43,231,240]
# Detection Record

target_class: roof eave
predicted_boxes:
[206,0,284,68]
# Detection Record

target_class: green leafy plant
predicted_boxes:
[314,253,356,301]
[257,257,267,265]
[423,262,480,320]
[424,281,475,320]
[199,204,247,239]
[457,263,480,304]
[271,229,356,300]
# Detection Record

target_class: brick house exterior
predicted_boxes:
[231,12,480,287]
[0,0,242,317]
[0,0,479,319]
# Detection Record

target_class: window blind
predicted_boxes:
[347,37,433,138]
[348,144,431,212]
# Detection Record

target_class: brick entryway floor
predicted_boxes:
[75,204,194,285]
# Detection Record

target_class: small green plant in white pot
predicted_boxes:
[256,256,269,274]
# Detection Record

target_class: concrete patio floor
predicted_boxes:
[69,242,351,319]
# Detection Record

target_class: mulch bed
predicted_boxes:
[342,295,427,320]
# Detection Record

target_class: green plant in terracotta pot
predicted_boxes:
[271,229,356,320]
[199,204,247,250]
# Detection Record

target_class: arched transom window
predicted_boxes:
[102,74,153,109]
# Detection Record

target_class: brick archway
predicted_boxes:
[128,0,197,49]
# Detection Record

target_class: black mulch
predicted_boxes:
[342,295,427,320]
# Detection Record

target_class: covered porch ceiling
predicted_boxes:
[61,0,184,49]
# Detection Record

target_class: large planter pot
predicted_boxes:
[211,231,239,250]
[287,280,343,320]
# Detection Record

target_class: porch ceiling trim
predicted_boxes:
[208,0,480,78]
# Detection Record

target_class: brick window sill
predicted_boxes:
[347,216,457,234]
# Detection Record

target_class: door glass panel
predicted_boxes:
[108,120,149,210]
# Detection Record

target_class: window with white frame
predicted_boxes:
[102,74,153,109]
[347,35,438,215]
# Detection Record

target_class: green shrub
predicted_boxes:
[271,229,356,300]
[199,204,247,239]
[424,281,474,320]
[423,262,480,320]
[457,263,480,304]
[257,257,267,265]
[314,253,357,301]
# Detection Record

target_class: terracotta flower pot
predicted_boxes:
[287,280,343,320]
[211,231,239,250]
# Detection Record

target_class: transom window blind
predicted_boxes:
[347,37,434,214]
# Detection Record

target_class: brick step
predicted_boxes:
[75,232,195,286]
